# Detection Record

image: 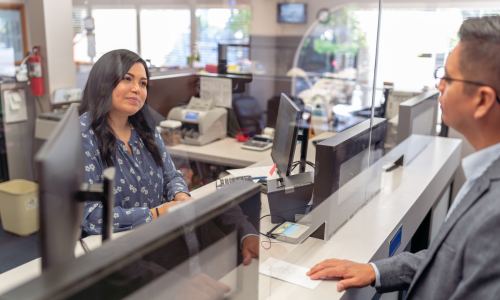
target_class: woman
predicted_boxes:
[79,49,191,235]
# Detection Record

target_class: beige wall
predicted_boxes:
[43,0,76,95]
[25,0,76,114]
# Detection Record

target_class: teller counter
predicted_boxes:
[194,135,461,300]
[0,136,461,300]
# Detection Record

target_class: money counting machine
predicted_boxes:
[167,97,227,146]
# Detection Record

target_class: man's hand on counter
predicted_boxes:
[241,235,259,265]
[306,259,376,292]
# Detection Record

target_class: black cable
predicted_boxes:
[259,214,286,237]
[290,160,315,172]
[79,238,89,253]
[291,160,315,167]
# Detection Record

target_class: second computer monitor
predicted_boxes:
[35,103,85,270]
[271,93,302,177]
[396,90,439,144]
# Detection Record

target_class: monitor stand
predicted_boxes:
[77,167,116,242]
[267,122,314,224]
[297,120,310,173]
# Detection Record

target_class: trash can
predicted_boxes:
[0,179,39,236]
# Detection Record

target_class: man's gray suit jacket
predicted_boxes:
[373,156,500,300]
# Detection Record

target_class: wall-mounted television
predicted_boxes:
[277,3,307,23]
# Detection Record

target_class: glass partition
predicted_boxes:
[2,0,500,299]
[265,2,383,298]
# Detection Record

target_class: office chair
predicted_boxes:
[266,93,304,128]
[146,105,167,127]
[232,96,265,135]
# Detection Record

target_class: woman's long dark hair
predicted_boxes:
[79,49,162,167]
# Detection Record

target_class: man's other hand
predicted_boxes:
[306,259,376,292]
[241,236,259,265]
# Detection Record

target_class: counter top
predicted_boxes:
[0,136,461,300]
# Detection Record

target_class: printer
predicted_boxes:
[167,97,227,146]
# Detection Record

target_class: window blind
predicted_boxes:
[72,9,88,37]
[72,9,90,62]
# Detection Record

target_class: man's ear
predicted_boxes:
[473,87,497,119]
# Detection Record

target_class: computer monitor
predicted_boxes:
[1,182,261,300]
[312,118,387,239]
[277,3,307,23]
[271,93,302,177]
[34,103,86,270]
[35,103,116,270]
[396,90,439,144]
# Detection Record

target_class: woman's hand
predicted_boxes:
[174,192,193,202]
[151,193,193,219]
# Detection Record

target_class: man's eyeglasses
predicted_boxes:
[434,66,500,104]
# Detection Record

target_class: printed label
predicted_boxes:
[29,62,42,78]
[26,197,38,211]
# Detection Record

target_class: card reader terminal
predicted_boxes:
[270,222,310,244]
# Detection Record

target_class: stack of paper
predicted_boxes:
[259,257,322,289]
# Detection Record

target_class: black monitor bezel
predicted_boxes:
[271,93,302,177]
[313,118,387,209]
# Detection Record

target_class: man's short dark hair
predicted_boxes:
[458,16,500,96]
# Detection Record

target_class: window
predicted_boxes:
[0,4,28,64]
[140,9,191,67]
[196,8,251,65]
[71,6,254,67]
[92,9,138,59]
[72,8,89,63]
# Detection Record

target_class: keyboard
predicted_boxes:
[216,176,253,188]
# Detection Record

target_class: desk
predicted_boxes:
[164,131,337,171]
[0,136,461,300]
[165,137,272,168]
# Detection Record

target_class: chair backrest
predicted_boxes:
[266,93,304,128]
[232,96,263,135]
[146,105,167,127]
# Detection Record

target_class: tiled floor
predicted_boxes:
[0,216,39,274]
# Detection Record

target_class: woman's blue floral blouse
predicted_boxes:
[80,112,190,235]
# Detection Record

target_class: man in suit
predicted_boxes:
[307,16,500,299]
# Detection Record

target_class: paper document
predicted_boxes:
[227,166,279,182]
[200,77,232,108]
[259,257,322,290]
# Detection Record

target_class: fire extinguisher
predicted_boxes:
[28,46,44,96]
